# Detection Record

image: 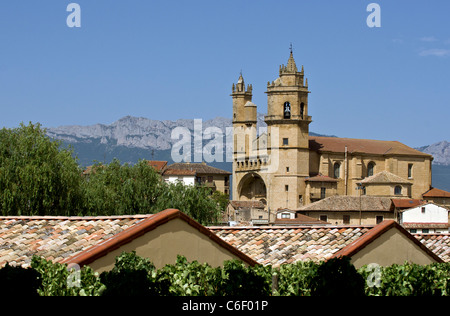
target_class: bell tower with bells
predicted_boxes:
[264,45,312,208]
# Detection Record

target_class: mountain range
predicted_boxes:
[416,141,450,166]
[45,115,450,191]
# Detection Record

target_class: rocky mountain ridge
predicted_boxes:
[415,141,450,165]
[47,114,449,165]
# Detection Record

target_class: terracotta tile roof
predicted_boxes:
[392,199,425,209]
[210,221,445,266]
[359,170,411,185]
[423,188,450,198]
[297,196,393,212]
[415,234,450,263]
[163,169,197,176]
[309,136,432,158]
[210,225,373,266]
[163,163,231,175]
[403,223,449,229]
[82,164,105,175]
[0,210,257,269]
[333,220,443,263]
[305,174,338,183]
[0,215,149,268]
[146,160,168,173]
[63,209,257,267]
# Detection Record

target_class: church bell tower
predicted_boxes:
[264,49,312,208]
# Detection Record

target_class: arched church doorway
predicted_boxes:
[238,173,267,204]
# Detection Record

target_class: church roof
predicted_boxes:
[280,51,298,73]
[359,170,411,185]
[309,136,432,158]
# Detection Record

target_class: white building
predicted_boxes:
[399,203,449,234]
[161,162,231,195]
[163,169,197,186]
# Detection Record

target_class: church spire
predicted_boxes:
[280,45,298,74]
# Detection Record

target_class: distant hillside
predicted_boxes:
[416,141,450,166]
[431,164,450,192]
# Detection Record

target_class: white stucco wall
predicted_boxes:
[164,176,196,186]
[401,203,448,224]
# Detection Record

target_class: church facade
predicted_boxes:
[231,51,433,212]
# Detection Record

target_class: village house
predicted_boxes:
[162,162,231,195]
[274,209,330,226]
[296,195,395,226]
[399,203,449,234]
[225,200,273,226]
[422,188,450,210]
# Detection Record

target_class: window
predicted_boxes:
[208,176,213,183]
[333,163,340,179]
[285,185,289,192]
[376,216,383,224]
[394,185,402,195]
[408,164,413,179]
[281,213,290,219]
[283,138,289,146]
[300,102,305,119]
[343,215,350,224]
[367,162,375,177]
[320,187,326,199]
[283,102,291,119]
[320,215,328,222]
[422,229,429,234]
[286,167,290,173]
[421,207,426,213]
[410,229,417,234]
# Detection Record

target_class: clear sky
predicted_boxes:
[0,1,449,148]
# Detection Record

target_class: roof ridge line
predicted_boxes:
[0,214,153,221]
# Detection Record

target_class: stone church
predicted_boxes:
[231,51,433,212]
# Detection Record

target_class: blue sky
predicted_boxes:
[0,1,449,148]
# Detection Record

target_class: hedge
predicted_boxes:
[0,252,449,296]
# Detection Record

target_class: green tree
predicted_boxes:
[153,181,222,225]
[82,159,164,216]
[83,159,222,224]
[0,122,83,216]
